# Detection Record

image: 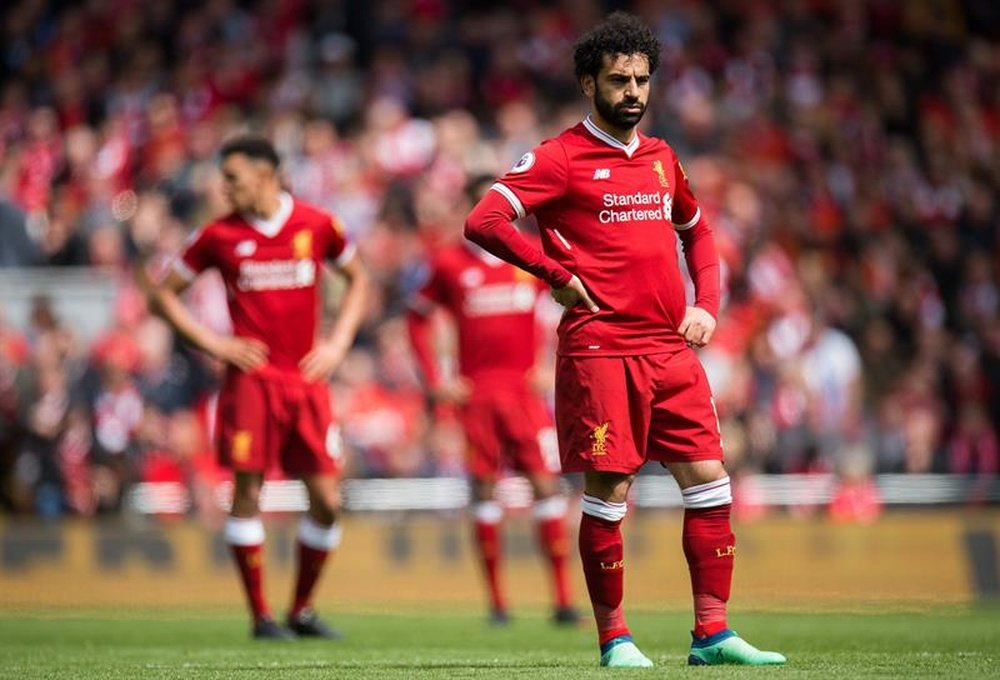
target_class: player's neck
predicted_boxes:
[251,192,283,220]
[588,111,637,145]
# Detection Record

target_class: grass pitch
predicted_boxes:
[0,607,996,679]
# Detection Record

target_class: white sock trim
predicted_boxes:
[298,515,342,551]
[473,501,503,524]
[581,494,627,522]
[681,477,732,509]
[534,495,568,520]
[224,516,264,546]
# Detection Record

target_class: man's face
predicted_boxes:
[220,153,273,213]
[584,53,651,131]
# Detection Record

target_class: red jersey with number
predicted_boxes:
[174,194,353,378]
[489,116,710,357]
[411,243,543,388]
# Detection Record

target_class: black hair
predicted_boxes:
[219,135,280,168]
[573,11,661,81]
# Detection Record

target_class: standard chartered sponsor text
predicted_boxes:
[238,259,316,291]
[600,191,665,224]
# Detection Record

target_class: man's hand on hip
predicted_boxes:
[679,306,717,348]
[551,275,599,313]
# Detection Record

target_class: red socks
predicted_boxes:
[681,478,735,638]
[579,495,629,645]
[290,515,342,618]
[226,515,342,623]
[534,496,572,609]
[473,501,506,613]
[225,516,269,621]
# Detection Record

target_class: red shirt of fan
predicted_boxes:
[492,117,706,356]
[175,194,353,379]
[412,243,543,388]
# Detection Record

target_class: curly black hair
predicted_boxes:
[573,11,661,81]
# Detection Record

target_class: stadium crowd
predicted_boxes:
[0,0,997,518]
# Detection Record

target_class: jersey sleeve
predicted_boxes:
[325,214,356,267]
[491,140,568,218]
[173,226,214,282]
[671,156,702,231]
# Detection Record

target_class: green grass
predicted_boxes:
[0,607,997,679]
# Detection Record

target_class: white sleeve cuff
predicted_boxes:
[673,207,701,231]
[491,183,526,219]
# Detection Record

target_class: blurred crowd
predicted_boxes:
[0,0,997,519]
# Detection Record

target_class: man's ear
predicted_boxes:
[580,74,595,98]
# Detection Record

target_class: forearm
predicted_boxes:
[406,311,441,388]
[324,266,368,353]
[150,288,224,357]
[678,219,720,319]
[464,191,572,288]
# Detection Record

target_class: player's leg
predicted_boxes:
[469,475,508,624]
[286,472,344,638]
[217,373,293,639]
[580,471,652,667]
[525,469,578,624]
[225,471,292,639]
[667,460,785,665]
[555,355,653,667]
[507,400,577,625]
[649,349,784,665]
[284,383,345,638]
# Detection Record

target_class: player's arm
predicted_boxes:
[300,248,369,382]
[405,270,471,405]
[673,159,720,347]
[144,266,267,372]
[465,145,598,312]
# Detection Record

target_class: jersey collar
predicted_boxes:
[245,192,293,238]
[583,115,640,158]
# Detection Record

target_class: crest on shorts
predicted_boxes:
[232,430,252,462]
[293,229,313,259]
[652,160,670,188]
[591,421,610,455]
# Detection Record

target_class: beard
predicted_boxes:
[594,90,646,130]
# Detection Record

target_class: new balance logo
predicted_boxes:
[592,168,611,180]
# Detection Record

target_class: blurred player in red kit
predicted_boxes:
[465,13,785,667]
[407,176,580,626]
[148,136,368,640]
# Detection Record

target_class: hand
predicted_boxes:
[430,377,472,405]
[299,339,349,383]
[211,336,268,372]
[551,275,599,313]
[678,306,717,348]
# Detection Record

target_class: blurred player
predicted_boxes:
[465,13,785,667]
[407,176,579,626]
[148,136,368,640]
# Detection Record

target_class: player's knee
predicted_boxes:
[309,498,340,526]
[681,475,732,509]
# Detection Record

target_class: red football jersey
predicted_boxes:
[412,243,543,387]
[489,116,713,356]
[174,193,353,378]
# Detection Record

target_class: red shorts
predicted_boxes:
[555,348,723,474]
[216,370,342,477]
[460,388,560,480]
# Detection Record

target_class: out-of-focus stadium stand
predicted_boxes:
[0,0,998,520]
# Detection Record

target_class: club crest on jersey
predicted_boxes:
[591,421,610,455]
[510,151,535,174]
[235,239,257,257]
[293,229,313,259]
[232,430,252,462]
[652,160,670,188]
